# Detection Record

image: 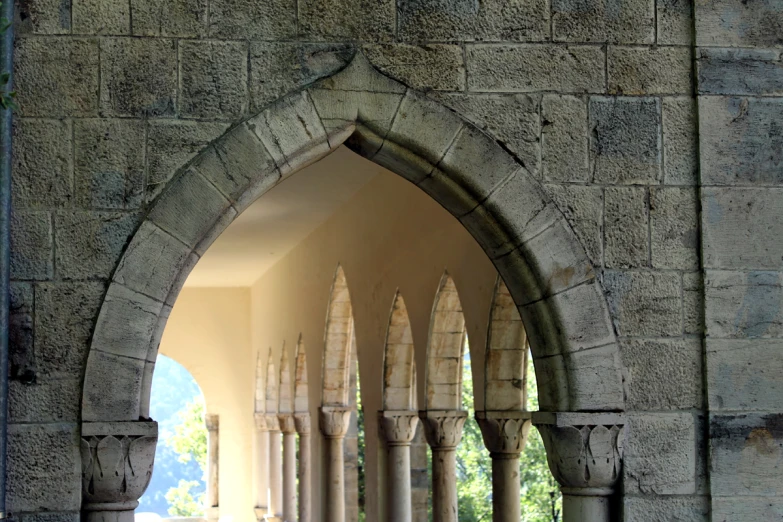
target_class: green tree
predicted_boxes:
[165,480,205,516]
[165,399,207,516]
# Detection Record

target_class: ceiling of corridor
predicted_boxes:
[184,146,379,287]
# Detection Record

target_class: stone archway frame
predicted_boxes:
[81,51,624,425]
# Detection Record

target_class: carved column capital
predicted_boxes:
[81,422,158,511]
[266,413,281,432]
[418,410,467,450]
[476,411,532,457]
[294,412,311,435]
[254,412,268,432]
[278,413,297,434]
[319,406,352,439]
[533,412,626,495]
[379,410,419,446]
[205,413,219,432]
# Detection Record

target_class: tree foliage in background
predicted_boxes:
[165,399,208,516]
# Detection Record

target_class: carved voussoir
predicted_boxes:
[319,406,352,438]
[379,410,419,445]
[476,410,533,456]
[419,410,468,450]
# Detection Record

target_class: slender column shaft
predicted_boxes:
[280,414,297,522]
[205,414,220,521]
[267,414,283,519]
[379,411,419,522]
[320,406,352,522]
[492,455,520,520]
[254,413,269,518]
[419,410,467,522]
[294,414,312,522]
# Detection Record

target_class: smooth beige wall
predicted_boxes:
[250,154,498,521]
[160,287,255,522]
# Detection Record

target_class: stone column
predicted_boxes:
[279,414,297,522]
[319,406,352,522]
[419,410,468,522]
[379,411,420,522]
[205,414,220,522]
[254,413,269,520]
[81,421,158,522]
[294,413,312,522]
[267,413,284,521]
[475,411,533,522]
[533,412,626,522]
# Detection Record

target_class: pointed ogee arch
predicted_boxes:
[81,50,624,425]
[279,344,293,414]
[322,265,355,407]
[294,335,309,413]
[382,291,416,411]
[266,346,279,415]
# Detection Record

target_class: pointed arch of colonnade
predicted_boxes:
[79,49,627,522]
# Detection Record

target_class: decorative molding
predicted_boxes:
[278,413,297,434]
[418,410,468,450]
[379,410,419,445]
[319,406,352,438]
[80,421,158,510]
[294,413,311,435]
[475,410,532,456]
[266,413,282,432]
[254,412,268,431]
[533,412,626,495]
[205,413,219,432]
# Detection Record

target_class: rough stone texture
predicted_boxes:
[650,187,699,270]
[657,0,693,45]
[609,46,693,95]
[695,0,783,47]
[398,0,550,42]
[540,95,588,182]
[704,270,783,339]
[552,0,655,43]
[14,37,99,117]
[364,44,465,91]
[72,0,129,35]
[7,423,81,512]
[10,377,80,422]
[17,513,80,522]
[74,119,144,209]
[605,270,682,337]
[703,188,783,269]
[466,44,605,93]
[683,272,704,336]
[208,0,296,39]
[699,97,783,185]
[544,184,603,265]
[179,40,248,120]
[9,282,34,383]
[100,38,177,117]
[130,0,207,37]
[15,0,71,34]
[624,413,696,495]
[250,43,354,110]
[698,48,783,96]
[621,339,702,410]
[623,495,710,521]
[712,497,783,521]
[708,339,783,411]
[604,187,649,268]
[13,118,72,208]
[590,97,661,184]
[299,0,394,41]
[146,120,230,201]
[54,211,140,280]
[10,211,52,280]
[91,284,163,361]
[662,97,698,185]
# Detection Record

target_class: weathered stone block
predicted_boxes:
[609,46,692,95]
[54,211,139,280]
[525,218,594,296]
[695,0,783,47]
[621,338,702,410]
[146,120,229,201]
[92,284,164,361]
[9,283,34,383]
[398,0,549,42]
[657,0,693,44]
[10,211,52,280]
[704,270,783,338]
[131,0,207,36]
[179,40,248,120]
[623,495,709,521]
[7,423,80,512]
[540,95,588,182]
[208,0,295,39]
[604,186,649,268]
[310,88,402,144]
[18,513,80,522]
[708,339,783,411]
[74,119,144,209]
[662,96,697,185]
[299,0,394,41]
[590,97,661,184]
[15,0,71,34]
[605,270,682,337]
[712,497,783,520]
[13,118,72,208]
[14,37,99,117]
[10,377,80,423]
[364,44,465,91]
[710,413,783,496]
[467,44,605,93]
[72,0,129,34]
[683,272,704,336]
[544,184,602,265]
[563,343,625,410]
[250,43,354,110]
[552,0,654,43]
[624,413,696,495]
[82,350,145,422]
[703,188,783,269]
[698,48,783,96]
[34,282,105,378]
[100,38,177,117]
[700,97,783,185]
[650,187,699,270]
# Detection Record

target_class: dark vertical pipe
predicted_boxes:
[0,0,13,517]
